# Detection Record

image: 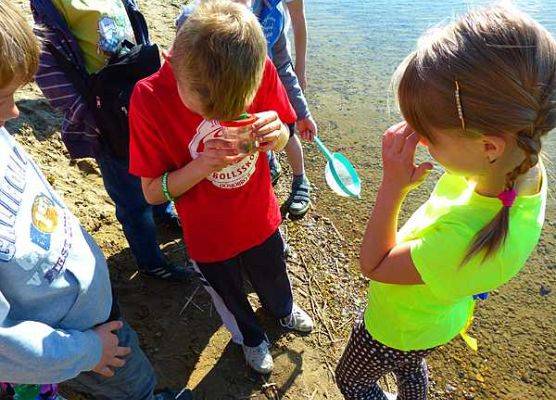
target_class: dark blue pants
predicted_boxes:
[196,230,294,347]
[96,149,171,270]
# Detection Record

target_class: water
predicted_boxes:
[305,0,556,153]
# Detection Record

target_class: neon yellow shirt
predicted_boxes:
[52,0,135,73]
[365,169,546,351]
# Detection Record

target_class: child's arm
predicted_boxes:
[286,0,308,91]
[32,26,97,143]
[141,140,244,205]
[272,32,317,141]
[141,111,288,205]
[272,33,309,119]
[359,122,433,284]
[0,289,102,383]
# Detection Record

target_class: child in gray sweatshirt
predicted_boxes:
[0,2,190,399]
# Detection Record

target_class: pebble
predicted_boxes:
[445,383,457,393]
[539,285,551,296]
[521,372,532,384]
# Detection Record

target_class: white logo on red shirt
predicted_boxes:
[189,120,259,189]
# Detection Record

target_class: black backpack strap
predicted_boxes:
[122,0,150,45]
[44,41,90,98]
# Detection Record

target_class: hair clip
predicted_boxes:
[454,80,466,131]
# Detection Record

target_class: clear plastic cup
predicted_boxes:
[220,114,258,156]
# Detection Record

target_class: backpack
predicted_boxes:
[45,0,160,159]
[88,40,160,158]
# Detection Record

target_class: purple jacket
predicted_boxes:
[30,0,150,159]
[31,0,99,159]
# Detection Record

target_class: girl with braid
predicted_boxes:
[335,6,555,400]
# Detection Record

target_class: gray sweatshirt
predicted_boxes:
[0,127,112,384]
[176,0,311,120]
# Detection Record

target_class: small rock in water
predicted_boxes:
[539,285,551,296]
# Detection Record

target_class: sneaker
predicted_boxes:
[288,176,311,217]
[139,262,194,282]
[268,151,282,186]
[279,303,314,333]
[384,392,397,400]
[242,341,274,374]
[154,388,193,400]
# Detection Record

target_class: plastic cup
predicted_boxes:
[220,114,258,156]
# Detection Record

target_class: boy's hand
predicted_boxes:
[296,116,318,141]
[381,121,433,194]
[199,138,244,172]
[92,321,131,377]
[253,111,287,152]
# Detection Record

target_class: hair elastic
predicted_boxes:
[454,80,466,131]
[498,188,517,207]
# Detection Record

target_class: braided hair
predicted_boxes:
[395,5,556,262]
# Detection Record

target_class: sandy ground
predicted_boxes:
[11,0,556,399]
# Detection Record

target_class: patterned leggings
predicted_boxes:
[336,318,434,400]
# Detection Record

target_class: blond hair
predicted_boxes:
[395,6,556,262]
[0,1,40,88]
[171,0,267,121]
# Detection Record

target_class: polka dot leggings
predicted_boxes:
[336,318,434,400]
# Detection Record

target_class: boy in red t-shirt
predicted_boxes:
[128,0,313,374]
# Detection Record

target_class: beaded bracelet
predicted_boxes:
[162,172,174,202]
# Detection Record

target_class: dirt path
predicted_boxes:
[12,1,556,399]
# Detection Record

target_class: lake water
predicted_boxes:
[304,0,556,158]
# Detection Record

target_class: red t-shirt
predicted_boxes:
[129,59,296,263]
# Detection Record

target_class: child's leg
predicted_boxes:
[240,230,293,319]
[335,319,393,400]
[65,320,157,400]
[195,258,267,348]
[95,150,187,281]
[336,318,433,400]
[393,358,430,400]
[284,126,311,217]
[284,133,305,177]
[267,151,282,186]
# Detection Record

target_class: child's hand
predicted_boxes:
[381,121,433,193]
[296,116,318,142]
[199,138,244,172]
[92,321,131,377]
[253,111,287,152]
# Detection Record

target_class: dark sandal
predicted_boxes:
[288,179,311,217]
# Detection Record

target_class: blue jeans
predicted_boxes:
[66,320,157,400]
[96,149,170,270]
